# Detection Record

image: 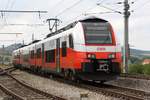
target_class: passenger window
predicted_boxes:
[69,34,74,49]
[30,50,34,59]
[45,50,55,63]
[23,54,29,62]
[36,48,41,58]
[62,41,67,57]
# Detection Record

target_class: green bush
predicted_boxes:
[128,64,144,74]
[128,64,150,75]
[143,64,150,75]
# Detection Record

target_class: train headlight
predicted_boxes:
[87,53,96,59]
[87,54,91,58]
[109,53,115,59]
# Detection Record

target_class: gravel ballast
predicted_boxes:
[11,70,118,100]
[106,77,150,92]
[0,89,9,99]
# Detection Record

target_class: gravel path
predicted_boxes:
[11,70,118,100]
[106,77,150,92]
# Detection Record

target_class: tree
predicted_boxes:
[130,56,142,64]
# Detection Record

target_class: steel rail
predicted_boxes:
[0,67,16,75]
[121,73,150,80]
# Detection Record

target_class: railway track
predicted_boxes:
[121,73,150,80]
[0,88,14,100]
[47,75,150,100]
[19,69,150,100]
[0,68,65,100]
[23,69,148,100]
[2,67,150,100]
[0,67,16,75]
[87,84,148,100]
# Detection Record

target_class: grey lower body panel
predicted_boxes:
[76,72,119,81]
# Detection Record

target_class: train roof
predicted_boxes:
[14,16,109,51]
[79,16,108,22]
[28,40,41,45]
[46,16,108,38]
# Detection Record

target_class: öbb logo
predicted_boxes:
[97,47,106,51]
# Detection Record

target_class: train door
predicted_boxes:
[42,43,44,65]
[56,38,61,73]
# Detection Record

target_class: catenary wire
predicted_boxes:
[55,0,83,17]
[97,4,123,14]
[132,0,150,12]
[50,0,65,10]
[60,0,109,25]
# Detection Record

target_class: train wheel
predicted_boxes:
[100,81,105,84]
[49,74,53,79]
[64,70,69,79]
[69,71,75,81]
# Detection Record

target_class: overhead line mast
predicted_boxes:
[97,0,130,73]
[0,10,47,13]
[0,10,48,19]
[124,0,130,73]
[0,33,22,36]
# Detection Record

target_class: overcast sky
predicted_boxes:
[0,0,150,51]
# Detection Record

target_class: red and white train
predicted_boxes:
[12,16,122,82]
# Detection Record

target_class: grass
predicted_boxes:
[129,64,150,75]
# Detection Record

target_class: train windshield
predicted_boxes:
[83,22,112,44]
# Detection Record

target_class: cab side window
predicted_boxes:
[69,34,74,49]
[62,41,67,57]
[36,48,41,58]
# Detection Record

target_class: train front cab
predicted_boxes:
[73,18,122,81]
[78,54,122,81]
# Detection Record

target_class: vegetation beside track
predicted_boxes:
[129,64,150,75]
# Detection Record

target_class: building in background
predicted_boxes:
[142,59,150,65]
